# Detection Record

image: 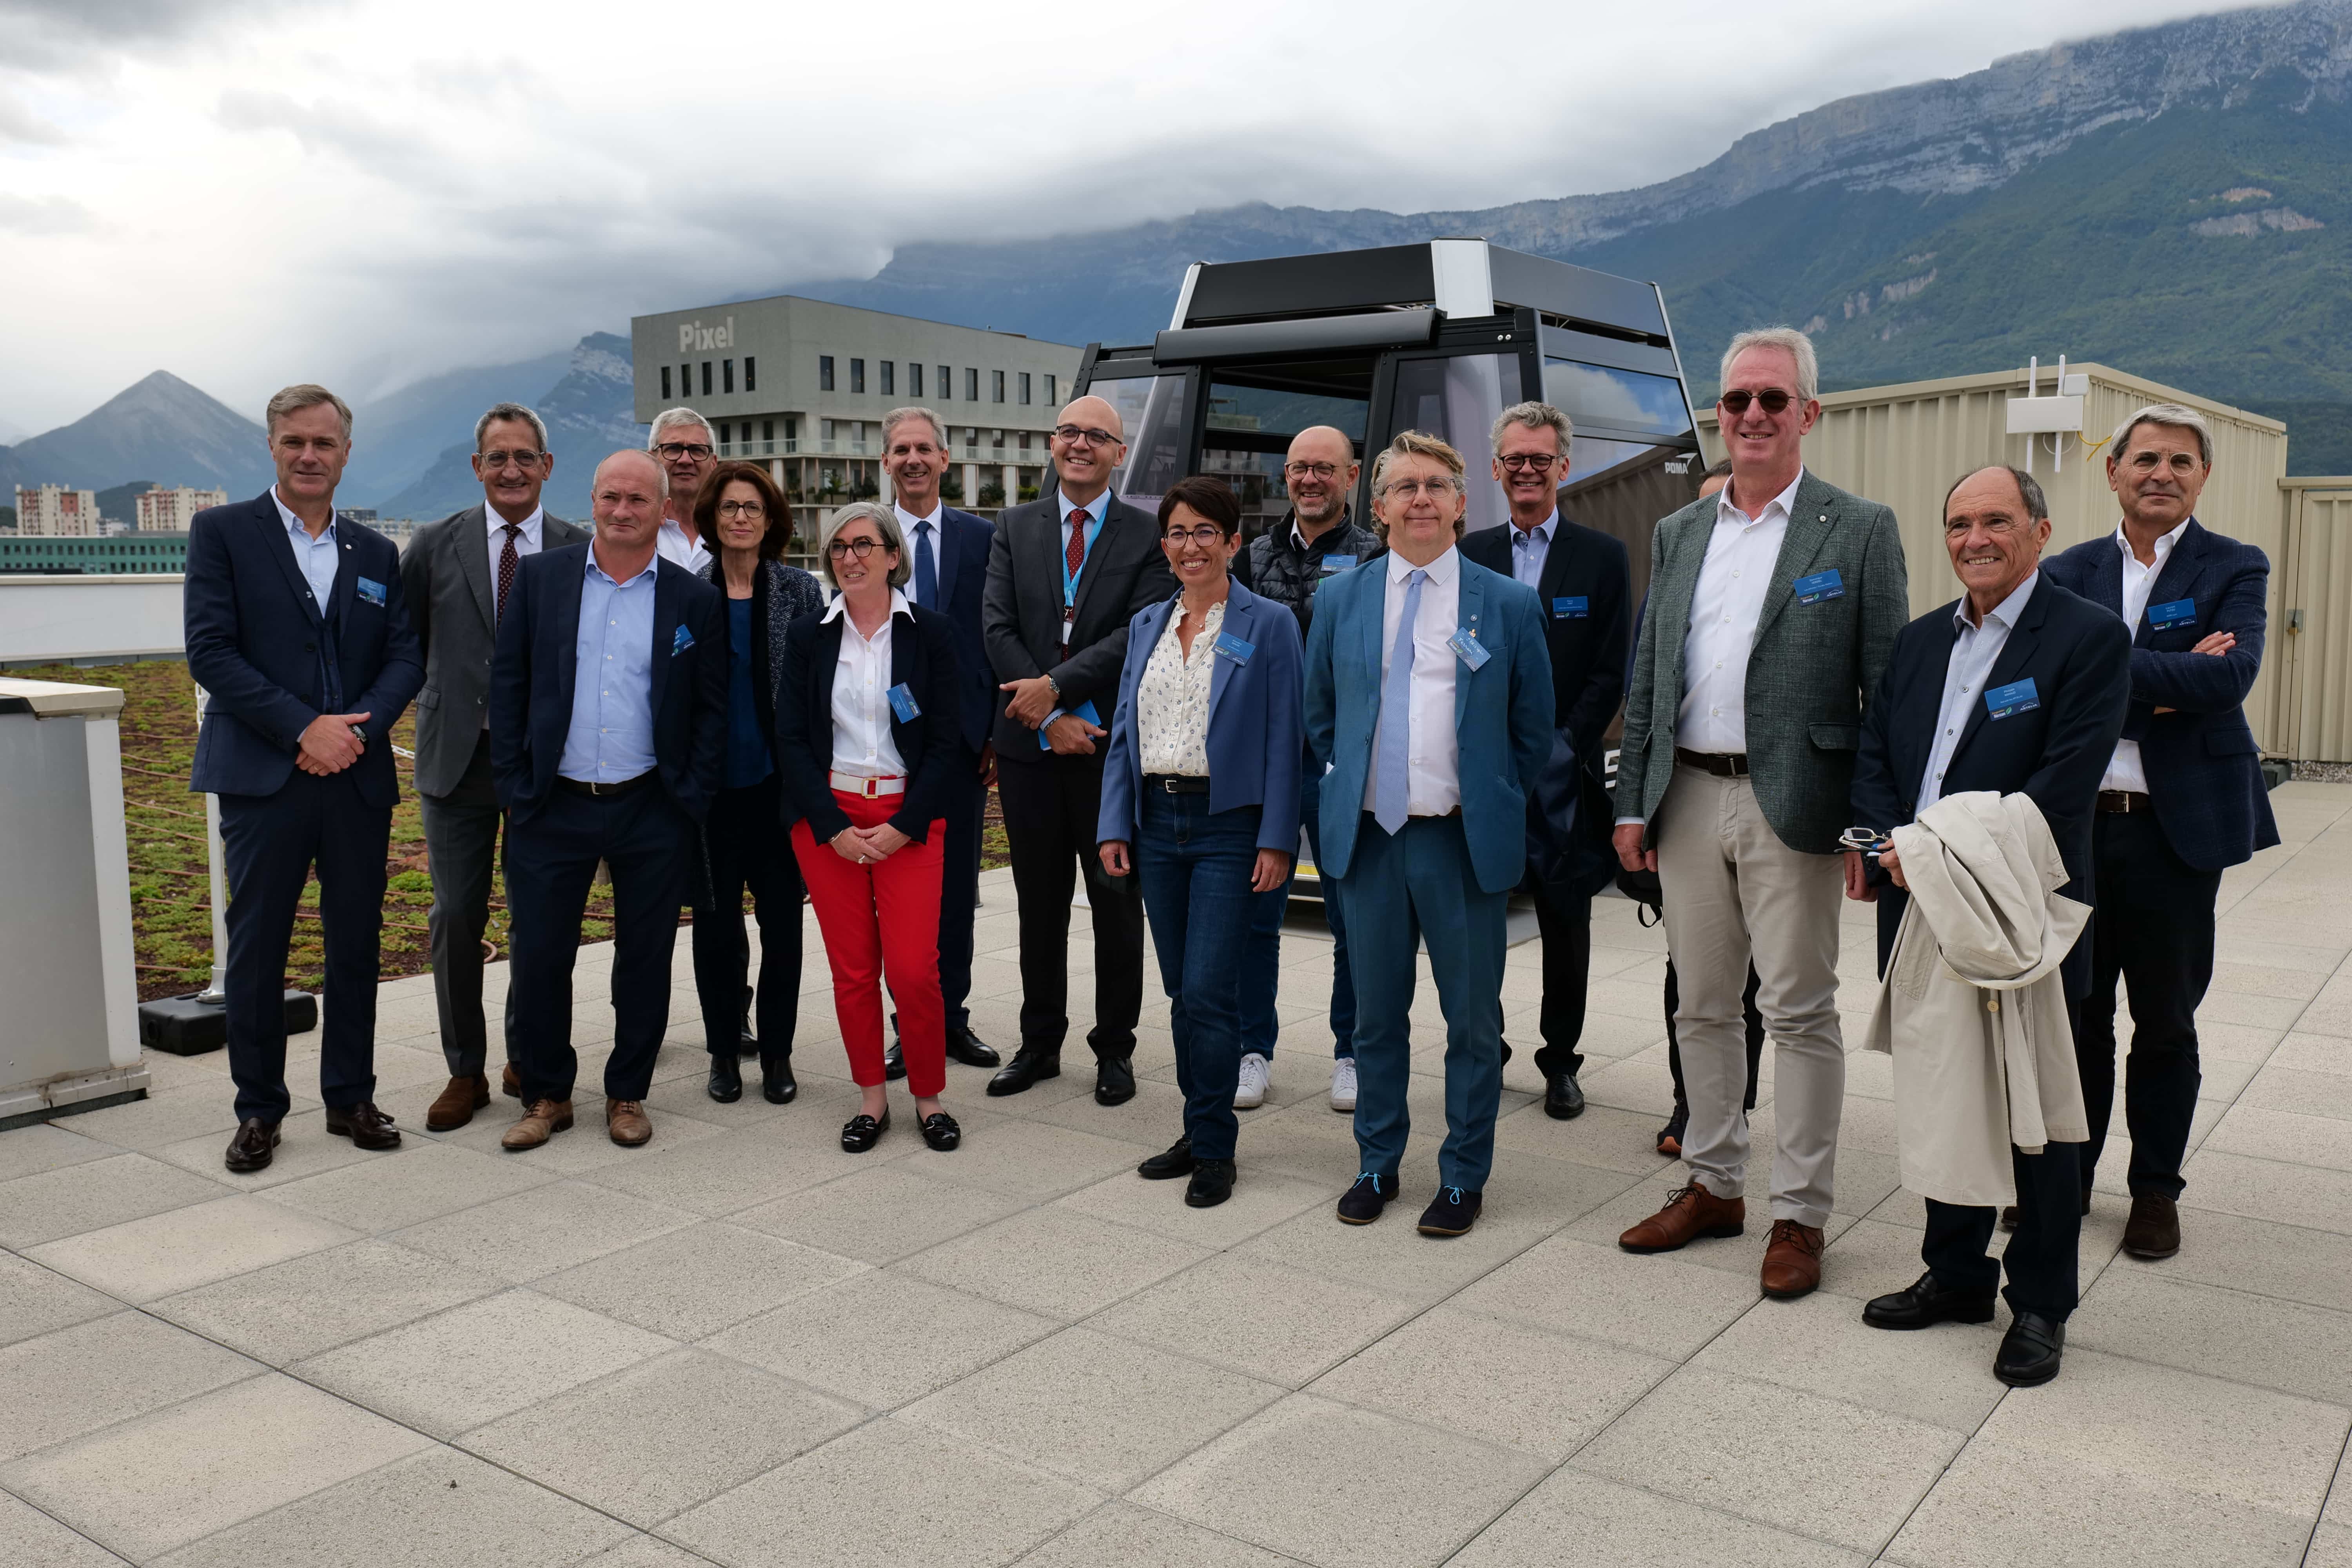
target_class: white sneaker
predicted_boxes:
[1330,1057,1357,1112]
[1234,1053,1270,1109]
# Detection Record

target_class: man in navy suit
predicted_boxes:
[490,449,727,1152]
[1304,431,1554,1238]
[184,384,423,1173]
[2041,404,2278,1262]
[1848,463,2130,1387]
[882,407,1001,1074]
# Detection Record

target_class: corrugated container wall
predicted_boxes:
[2275,479,2352,763]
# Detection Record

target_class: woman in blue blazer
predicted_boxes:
[1097,475,1304,1209]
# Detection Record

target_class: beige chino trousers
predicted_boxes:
[1654,762,1847,1228]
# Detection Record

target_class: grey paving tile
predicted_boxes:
[532,1220,867,1340]
[897,1205,1212,1319]
[0,1491,134,1566]
[0,1121,116,1184]
[25,1193,358,1303]
[1450,1470,1868,1568]
[2181,1150,2352,1234]
[148,1238,502,1364]
[1687,1288,2007,1432]
[1225,1188,1549,1305]
[2237,1063,2352,1121]
[1051,1162,1333,1248]
[2270,1031,2352,1076]
[2310,1521,2352,1568]
[729,1163,1025,1263]
[662,1416,1098,1568]
[910,1116,1151,1199]
[0,1312,259,1461]
[263,1138,559,1232]
[150,1107,392,1190]
[59,1082,245,1152]
[902,1326,1284,1491]
[702,1269,1058,1408]
[461,1347,861,1528]
[1570,1367,1964,1554]
[0,1373,429,1561]
[1450,1234,1761,1359]
[389,1177,700,1283]
[0,1250,116,1350]
[577,1119,880,1216]
[431,1096,726,1174]
[1016,1502,1298,1568]
[570,1539,725,1568]
[0,1151,228,1249]
[1089,1251,1421,1388]
[1310,1305,1670,1460]
[1491,1098,1681,1175]
[293,1288,675,1439]
[1132,1391,1548,1568]
[151,1446,634,1568]
[2072,1269,2352,1404]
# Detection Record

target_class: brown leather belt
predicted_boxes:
[2096,789,2153,814]
[1675,748,1751,778]
[556,770,655,798]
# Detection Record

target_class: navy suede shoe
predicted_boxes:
[1336,1172,1394,1225]
[1416,1185,1483,1237]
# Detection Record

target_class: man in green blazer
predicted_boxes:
[1612,328,1909,1300]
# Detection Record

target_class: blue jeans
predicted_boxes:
[1134,790,1264,1161]
[1241,747,1355,1060]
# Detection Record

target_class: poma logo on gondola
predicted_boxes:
[678,317,737,352]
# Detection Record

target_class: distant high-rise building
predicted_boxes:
[15,484,100,537]
[134,485,230,532]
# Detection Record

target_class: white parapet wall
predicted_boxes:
[0,574,186,668]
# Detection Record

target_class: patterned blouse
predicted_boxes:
[1136,599,1225,777]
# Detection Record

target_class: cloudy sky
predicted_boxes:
[0,0,2225,435]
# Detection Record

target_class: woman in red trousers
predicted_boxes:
[777,501,966,1152]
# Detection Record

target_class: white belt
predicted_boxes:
[829,770,906,797]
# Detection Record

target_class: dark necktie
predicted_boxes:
[913,519,936,609]
[1065,510,1089,578]
[496,523,521,621]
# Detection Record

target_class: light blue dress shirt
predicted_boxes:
[559,548,660,783]
[272,486,341,610]
[1044,487,1111,726]
[1508,511,1557,592]
[1918,570,2038,812]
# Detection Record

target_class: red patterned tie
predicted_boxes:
[1065,510,1089,578]
[496,524,521,621]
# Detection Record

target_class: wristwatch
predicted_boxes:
[1044,675,1060,699]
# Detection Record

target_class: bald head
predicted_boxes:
[1049,394,1129,506]
[590,448,668,563]
[1285,425,1359,535]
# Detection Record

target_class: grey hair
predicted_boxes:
[2111,403,2214,468]
[1490,400,1573,458]
[818,501,911,591]
[646,407,713,449]
[881,406,950,449]
[265,384,353,440]
[474,401,548,452]
[594,448,668,500]
[1942,465,2049,525]
[1719,327,1820,404]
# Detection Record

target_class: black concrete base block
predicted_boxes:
[137,991,316,1055]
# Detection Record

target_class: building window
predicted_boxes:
[851,359,866,394]
[939,365,952,400]
[909,363,924,398]
[744,356,756,392]
[1045,374,1056,405]
[965,368,979,401]
[680,363,691,398]
[660,366,671,399]
[701,361,712,396]
[1019,372,1031,405]
[820,355,835,391]
[992,370,1005,403]
[785,416,799,442]
[722,359,734,394]
[762,418,774,443]
[880,360,895,395]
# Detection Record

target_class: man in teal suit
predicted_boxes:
[1304,431,1554,1238]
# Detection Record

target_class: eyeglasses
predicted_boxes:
[479,450,545,471]
[1162,525,1227,546]
[653,442,715,461]
[1381,478,1459,499]
[1283,461,1343,481]
[1717,389,1795,416]
[826,537,886,560]
[716,501,766,519]
[1498,453,1559,473]
[1052,425,1122,448]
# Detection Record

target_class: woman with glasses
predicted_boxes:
[1097,476,1303,1208]
[777,502,965,1153]
[692,462,825,1106]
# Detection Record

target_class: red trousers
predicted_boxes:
[791,791,948,1096]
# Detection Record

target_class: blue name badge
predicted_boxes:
[672,624,695,655]
[1985,677,2040,720]
[1213,632,1254,664]
[2148,598,2198,632]
[1042,698,1101,750]
[1447,626,1491,670]
[1552,595,1588,619]
[1793,569,1844,604]
[886,682,920,722]
[1318,554,1357,575]
[356,576,386,606]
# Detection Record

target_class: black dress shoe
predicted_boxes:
[1544,1073,1586,1120]
[1138,1138,1195,1180]
[324,1101,400,1151]
[1656,1103,1688,1158]
[738,1029,759,1060]
[840,1109,891,1153]
[1186,1159,1236,1208]
[884,1040,907,1081]
[987,1051,1060,1097]
[1416,1185,1482,1237]
[945,1027,1001,1069]
[761,1056,797,1105]
[920,1112,962,1151]
[1336,1171,1393,1225]
[708,1053,743,1103]
[1862,1270,1998,1330]
[2122,1192,2181,1259]
[1995,1311,2067,1386]
[1999,1205,2020,1232]
[1095,1054,1136,1106]
[224,1118,280,1173]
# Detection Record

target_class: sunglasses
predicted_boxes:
[1717,389,1795,416]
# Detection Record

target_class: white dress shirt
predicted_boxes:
[1676,468,1803,755]
[823,590,911,777]
[485,505,545,609]
[656,515,711,575]
[894,501,943,608]
[1362,546,1463,818]
[1508,511,1558,591]
[1918,572,2038,813]
[1137,599,1223,777]
[2101,520,2188,793]
[271,486,340,608]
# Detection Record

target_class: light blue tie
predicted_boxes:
[1374,568,1426,835]
[912,520,937,610]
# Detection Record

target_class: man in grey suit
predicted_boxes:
[399,402,588,1130]
[1613,328,1908,1300]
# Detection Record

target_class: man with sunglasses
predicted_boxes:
[1614,328,1909,1302]
[400,402,587,1129]
[1459,401,1630,1122]
[981,396,1175,1105]
[648,407,717,573]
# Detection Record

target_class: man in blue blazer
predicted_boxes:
[490,449,728,1152]
[2040,404,2278,1262]
[883,408,1001,1073]
[1849,464,2130,1387]
[185,384,423,1173]
[1305,432,1554,1238]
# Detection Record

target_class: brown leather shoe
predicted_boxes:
[224,1118,281,1173]
[502,1098,573,1150]
[2122,1192,2181,1259]
[500,1063,523,1099]
[607,1099,652,1147]
[1760,1219,1826,1298]
[426,1074,491,1132]
[325,1100,401,1151]
[1619,1180,1746,1253]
